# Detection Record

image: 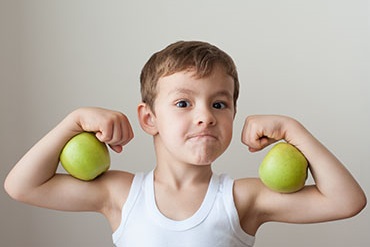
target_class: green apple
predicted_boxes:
[60,132,110,181]
[259,142,308,193]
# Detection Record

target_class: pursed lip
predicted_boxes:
[187,131,218,140]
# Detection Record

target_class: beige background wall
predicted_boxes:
[1,1,369,246]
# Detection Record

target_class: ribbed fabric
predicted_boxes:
[112,171,255,247]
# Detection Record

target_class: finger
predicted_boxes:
[95,124,114,143]
[241,118,262,148]
[109,144,123,153]
[107,115,134,148]
[95,131,106,143]
[109,117,133,153]
[253,136,277,151]
[109,117,124,146]
[241,120,276,152]
[120,117,134,146]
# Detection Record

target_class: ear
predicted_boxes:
[137,103,158,135]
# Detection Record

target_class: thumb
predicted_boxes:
[248,136,277,152]
[109,144,123,153]
[95,132,123,153]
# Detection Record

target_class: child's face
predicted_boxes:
[152,66,235,166]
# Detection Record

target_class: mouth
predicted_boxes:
[187,132,218,141]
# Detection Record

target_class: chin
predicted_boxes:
[189,155,219,167]
[191,162,213,167]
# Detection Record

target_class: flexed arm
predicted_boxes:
[4,107,134,213]
[238,115,366,226]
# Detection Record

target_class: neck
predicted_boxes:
[154,162,213,189]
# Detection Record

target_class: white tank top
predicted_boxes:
[112,171,255,247]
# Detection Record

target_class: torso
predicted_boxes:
[112,171,256,247]
[104,171,263,238]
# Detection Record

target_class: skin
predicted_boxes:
[4,67,367,238]
[138,68,235,220]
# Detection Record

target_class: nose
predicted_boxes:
[194,106,216,126]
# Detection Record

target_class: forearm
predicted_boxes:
[4,110,82,200]
[284,118,366,215]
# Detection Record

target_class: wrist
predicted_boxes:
[57,109,86,137]
[281,117,309,146]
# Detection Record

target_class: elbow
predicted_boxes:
[4,177,17,200]
[4,176,28,203]
[342,191,367,219]
[354,192,367,216]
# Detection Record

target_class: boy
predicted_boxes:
[4,41,366,246]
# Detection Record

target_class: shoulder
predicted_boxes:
[99,170,135,206]
[233,177,263,214]
[232,177,268,235]
[97,170,135,229]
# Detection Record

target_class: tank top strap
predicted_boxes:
[145,170,220,231]
[220,174,256,246]
[112,172,145,243]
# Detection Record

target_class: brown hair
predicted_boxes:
[140,41,239,112]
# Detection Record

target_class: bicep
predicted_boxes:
[21,171,132,214]
[22,173,108,212]
[235,178,345,229]
[257,184,343,224]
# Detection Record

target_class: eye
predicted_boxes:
[175,100,191,108]
[213,101,226,109]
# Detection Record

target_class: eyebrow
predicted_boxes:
[168,87,233,99]
[213,90,233,99]
[168,88,195,96]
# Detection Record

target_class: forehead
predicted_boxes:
[157,67,234,95]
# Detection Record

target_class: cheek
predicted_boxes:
[221,118,234,143]
[225,127,233,144]
[156,112,187,136]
